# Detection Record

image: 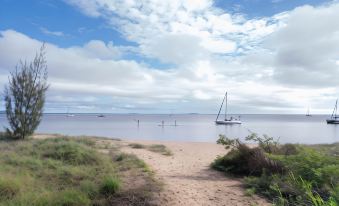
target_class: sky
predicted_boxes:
[0,0,339,114]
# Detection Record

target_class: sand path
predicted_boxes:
[121,140,271,206]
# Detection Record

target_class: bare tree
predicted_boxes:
[4,44,49,139]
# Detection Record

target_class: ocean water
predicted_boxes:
[0,114,338,144]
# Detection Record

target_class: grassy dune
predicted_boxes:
[212,135,339,206]
[0,136,159,206]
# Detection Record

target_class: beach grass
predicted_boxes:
[128,143,146,149]
[148,144,173,156]
[129,143,173,156]
[0,134,159,206]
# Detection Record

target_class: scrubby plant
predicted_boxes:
[213,134,339,205]
[213,135,284,176]
[100,177,120,196]
[245,133,279,154]
[148,144,172,156]
[4,44,49,139]
[129,142,173,156]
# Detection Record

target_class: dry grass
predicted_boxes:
[128,143,172,156]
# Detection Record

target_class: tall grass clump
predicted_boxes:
[0,137,117,205]
[100,177,120,196]
[129,142,173,156]
[0,178,20,200]
[212,134,339,205]
[36,138,100,165]
[0,136,158,205]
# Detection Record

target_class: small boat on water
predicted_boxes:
[215,92,241,125]
[306,107,311,117]
[66,108,75,117]
[326,99,339,124]
[97,114,105,118]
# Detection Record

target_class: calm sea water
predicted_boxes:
[0,114,338,144]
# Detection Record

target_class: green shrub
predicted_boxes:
[245,188,256,196]
[213,134,339,205]
[0,178,20,200]
[245,133,279,154]
[212,140,283,176]
[100,177,120,196]
[332,185,339,203]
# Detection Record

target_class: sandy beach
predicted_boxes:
[121,139,270,206]
[32,134,270,205]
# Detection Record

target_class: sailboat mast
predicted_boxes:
[216,92,226,121]
[335,99,338,118]
[225,92,228,120]
[331,99,338,119]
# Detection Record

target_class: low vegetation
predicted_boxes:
[0,135,159,206]
[212,134,339,206]
[129,143,172,156]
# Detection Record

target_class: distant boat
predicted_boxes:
[97,114,105,118]
[306,107,311,117]
[215,92,241,125]
[326,99,339,124]
[66,108,75,117]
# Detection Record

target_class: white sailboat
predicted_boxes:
[306,107,311,117]
[215,92,241,125]
[326,99,339,124]
[66,107,75,117]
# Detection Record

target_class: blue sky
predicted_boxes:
[0,0,129,47]
[0,0,338,113]
[0,0,330,49]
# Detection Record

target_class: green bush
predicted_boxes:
[213,134,339,205]
[213,137,284,176]
[100,177,120,196]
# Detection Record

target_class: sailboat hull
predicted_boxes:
[215,120,241,125]
[326,119,339,124]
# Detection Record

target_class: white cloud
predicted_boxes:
[64,0,277,62]
[40,27,65,37]
[263,3,339,86]
[1,0,339,113]
[71,40,121,60]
